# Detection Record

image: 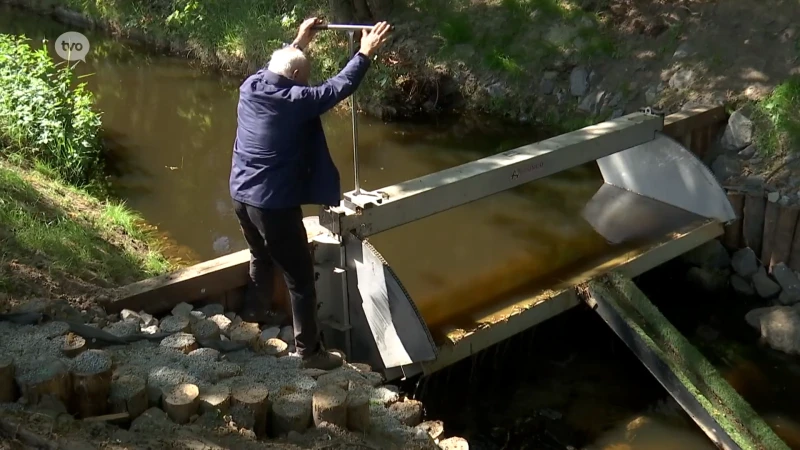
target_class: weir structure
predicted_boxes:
[108,105,788,449]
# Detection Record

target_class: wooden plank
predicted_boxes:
[663,105,727,139]
[108,217,330,315]
[761,201,780,267]
[789,217,800,272]
[770,206,800,269]
[742,194,766,257]
[723,191,745,249]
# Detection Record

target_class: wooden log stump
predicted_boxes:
[159,315,191,334]
[271,390,312,435]
[163,383,200,424]
[199,384,230,415]
[312,384,348,428]
[743,194,766,257]
[346,385,371,432]
[16,357,71,407]
[417,420,444,441]
[160,332,198,354]
[109,374,148,420]
[260,338,289,357]
[723,192,745,249]
[790,218,800,273]
[439,436,469,450]
[59,333,87,357]
[231,381,270,437]
[229,322,260,349]
[770,206,800,270]
[0,355,16,403]
[70,350,113,418]
[761,201,780,266]
[191,319,220,341]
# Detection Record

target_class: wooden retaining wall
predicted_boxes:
[109,105,765,315]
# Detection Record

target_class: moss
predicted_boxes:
[583,272,789,450]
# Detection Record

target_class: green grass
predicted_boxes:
[753,75,800,156]
[0,160,172,298]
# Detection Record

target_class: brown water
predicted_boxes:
[3,6,797,449]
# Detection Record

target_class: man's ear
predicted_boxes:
[291,69,299,80]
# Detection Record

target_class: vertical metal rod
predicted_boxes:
[348,30,361,195]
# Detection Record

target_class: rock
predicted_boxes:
[189,311,206,322]
[772,263,800,304]
[686,267,729,292]
[139,311,157,327]
[721,108,754,151]
[711,155,742,182]
[141,325,159,334]
[578,90,607,114]
[753,267,782,298]
[739,144,757,159]
[172,302,194,318]
[745,306,800,355]
[199,303,224,317]
[668,69,695,90]
[767,191,780,203]
[279,326,294,343]
[732,248,759,278]
[121,309,141,324]
[672,41,694,60]
[681,239,730,269]
[485,83,505,98]
[645,85,658,104]
[439,437,470,450]
[731,274,755,296]
[611,109,624,119]
[570,66,589,96]
[539,78,555,95]
[388,398,423,427]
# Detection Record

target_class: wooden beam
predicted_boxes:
[663,105,727,140]
[107,217,330,315]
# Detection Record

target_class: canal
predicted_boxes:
[2,5,799,449]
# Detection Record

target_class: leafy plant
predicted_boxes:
[0,34,104,187]
[754,76,800,155]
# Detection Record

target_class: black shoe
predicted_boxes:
[239,309,287,327]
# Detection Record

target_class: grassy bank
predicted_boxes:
[0,33,173,311]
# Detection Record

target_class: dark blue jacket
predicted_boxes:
[229,52,371,209]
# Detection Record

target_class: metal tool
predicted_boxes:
[311,23,379,196]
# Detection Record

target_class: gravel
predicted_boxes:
[187,348,220,362]
[15,357,68,385]
[103,321,139,337]
[39,321,69,338]
[110,374,146,400]
[70,349,112,374]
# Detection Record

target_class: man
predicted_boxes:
[229,18,392,370]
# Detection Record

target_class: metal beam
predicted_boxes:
[323,112,663,239]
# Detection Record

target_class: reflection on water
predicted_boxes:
[586,415,717,450]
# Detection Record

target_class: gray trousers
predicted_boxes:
[232,200,320,356]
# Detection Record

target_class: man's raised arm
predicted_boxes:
[296,21,393,118]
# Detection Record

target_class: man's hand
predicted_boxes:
[359,21,392,58]
[293,17,323,50]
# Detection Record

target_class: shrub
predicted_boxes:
[0,34,104,187]
[754,75,800,155]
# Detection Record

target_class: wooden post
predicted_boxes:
[770,206,800,270]
[788,218,800,272]
[163,383,200,424]
[231,382,270,437]
[723,192,745,249]
[0,356,16,403]
[743,194,766,257]
[16,358,72,407]
[346,385,371,432]
[60,333,87,358]
[109,374,148,420]
[312,384,348,428]
[271,391,313,435]
[761,201,781,267]
[71,350,113,419]
[199,384,230,415]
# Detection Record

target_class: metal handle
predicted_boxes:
[312,24,375,32]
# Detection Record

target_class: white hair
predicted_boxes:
[267,47,308,78]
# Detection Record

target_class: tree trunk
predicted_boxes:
[328,0,393,23]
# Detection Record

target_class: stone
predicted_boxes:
[645,86,658,104]
[569,66,589,96]
[388,399,423,427]
[681,239,730,269]
[772,263,800,304]
[767,191,781,203]
[686,267,729,292]
[539,78,555,95]
[753,267,782,299]
[731,274,755,296]
[745,306,800,355]
[578,90,606,114]
[611,109,624,119]
[731,248,759,278]
[120,309,141,324]
[171,302,194,318]
[668,68,695,90]
[721,108,754,151]
[141,325,159,334]
[199,304,225,317]
[738,144,757,159]
[139,311,157,327]
[711,155,742,182]
[608,92,623,107]
[672,41,694,60]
